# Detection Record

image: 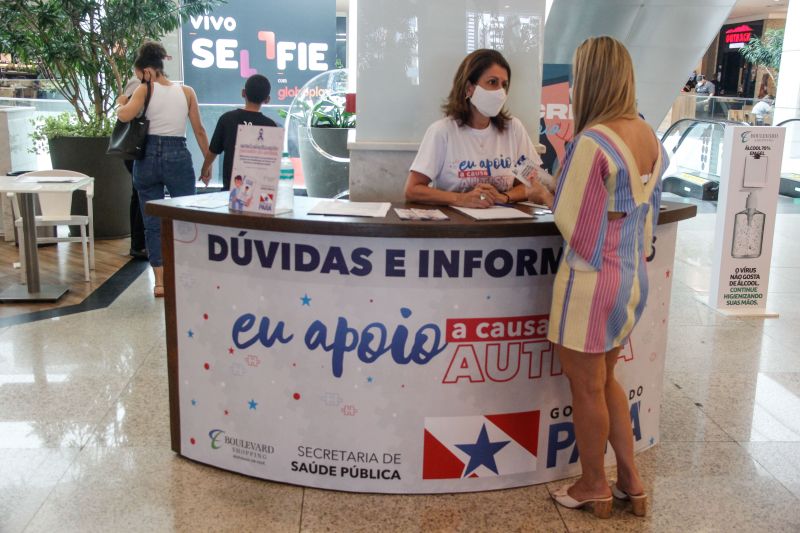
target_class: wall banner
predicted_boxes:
[709,126,785,315]
[172,222,677,493]
[181,0,336,104]
[539,64,573,174]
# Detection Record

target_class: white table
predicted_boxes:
[0,175,93,302]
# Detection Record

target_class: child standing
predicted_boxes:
[200,74,279,189]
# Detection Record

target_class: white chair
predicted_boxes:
[7,170,95,282]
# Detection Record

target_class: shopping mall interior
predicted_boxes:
[1,0,799,531]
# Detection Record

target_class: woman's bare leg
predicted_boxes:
[557,344,612,499]
[605,348,644,495]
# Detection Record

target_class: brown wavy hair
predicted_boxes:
[134,41,168,76]
[442,49,512,132]
[572,36,638,134]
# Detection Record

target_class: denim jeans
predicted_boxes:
[133,135,196,266]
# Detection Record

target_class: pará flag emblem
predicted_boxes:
[423,410,540,479]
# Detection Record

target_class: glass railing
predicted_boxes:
[660,117,800,201]
[658,93,775,137]
[659,118,745,201]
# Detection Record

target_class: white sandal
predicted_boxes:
[611,483,648,516]
[552,485,613,518]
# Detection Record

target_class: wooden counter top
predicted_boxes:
[146,193,697,239]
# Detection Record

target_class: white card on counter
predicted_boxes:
[451,206,534,220]
[519,201,552,213]
[394,208,449,220]
[308,200,391,218]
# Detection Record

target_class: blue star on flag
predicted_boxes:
[455,424,510,476]
[187,329,194,338]
[248,399,258,410]
[191,399,197,406]
[300,294,311,306]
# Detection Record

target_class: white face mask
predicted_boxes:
[470,85,507,118]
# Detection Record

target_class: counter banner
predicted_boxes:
[172,222,677,493]
[709,126,785,315]
[228,125,284,213]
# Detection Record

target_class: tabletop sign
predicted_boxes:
[229,125,284,214]
[709,126,785,315]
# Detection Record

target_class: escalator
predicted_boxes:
[776,119,800,198]
[659,118,745,201]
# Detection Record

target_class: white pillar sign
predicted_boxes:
[229,125,284,214]
[710,126,785,314]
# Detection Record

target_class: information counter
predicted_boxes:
[146,195,695,494]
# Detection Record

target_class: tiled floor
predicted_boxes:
[2,204,800,532]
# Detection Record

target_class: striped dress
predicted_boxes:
[547,124,668,353]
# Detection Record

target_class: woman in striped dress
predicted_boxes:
[527,36,667,518]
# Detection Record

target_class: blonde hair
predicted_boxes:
[572,36,638,134]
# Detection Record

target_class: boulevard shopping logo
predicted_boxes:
[422,411,540,479]
[208,429,275,465]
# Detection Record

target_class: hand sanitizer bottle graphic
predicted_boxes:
[731,192,765,258]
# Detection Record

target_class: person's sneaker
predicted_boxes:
[129,248,148,260]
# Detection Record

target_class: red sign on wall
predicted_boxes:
[725,24,753,44]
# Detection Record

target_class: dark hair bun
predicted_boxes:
[134,41,167,71]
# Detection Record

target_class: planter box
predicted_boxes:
[48,136,131,239]
[298,127,351,198]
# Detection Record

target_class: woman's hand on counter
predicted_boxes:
[525,179,554,210]
[458,184,499,208]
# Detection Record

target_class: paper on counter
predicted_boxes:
[519,201,552,213]
[187,195,230,209]
[308,200,391,218]
[394,208,449,220]
[451,205,534,220]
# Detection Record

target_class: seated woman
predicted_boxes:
[405,49,546,208]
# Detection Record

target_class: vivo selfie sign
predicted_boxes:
[181,0,335,104]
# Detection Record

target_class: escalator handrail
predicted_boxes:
[660,118,747,157]
[776,118,800,127]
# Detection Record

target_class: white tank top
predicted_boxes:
[146,82,189,137]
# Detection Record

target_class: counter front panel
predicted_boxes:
[163,203,683,493]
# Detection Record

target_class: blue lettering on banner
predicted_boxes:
[303,308,448,378]
[232,313,294,349]
[229,308,447,378]
[207,233,373,276]
[207,233,563,279]
[546,400,642,468]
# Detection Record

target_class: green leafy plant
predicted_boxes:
[310,99,356,128]
[0,0,224,134]
[29,112,113,154]
[739,29,784,85]
[278,97,356,129]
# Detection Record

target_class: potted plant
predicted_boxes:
[280,69,355,198]
[0,0,222,237]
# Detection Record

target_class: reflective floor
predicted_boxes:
[2,205,800,532]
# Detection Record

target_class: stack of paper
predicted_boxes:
[394,208,449,220]
[308,200,391,218]
[450,206,534,220]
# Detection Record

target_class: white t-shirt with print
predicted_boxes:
[409,116,541,193]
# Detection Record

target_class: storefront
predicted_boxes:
[715,21,763,97]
